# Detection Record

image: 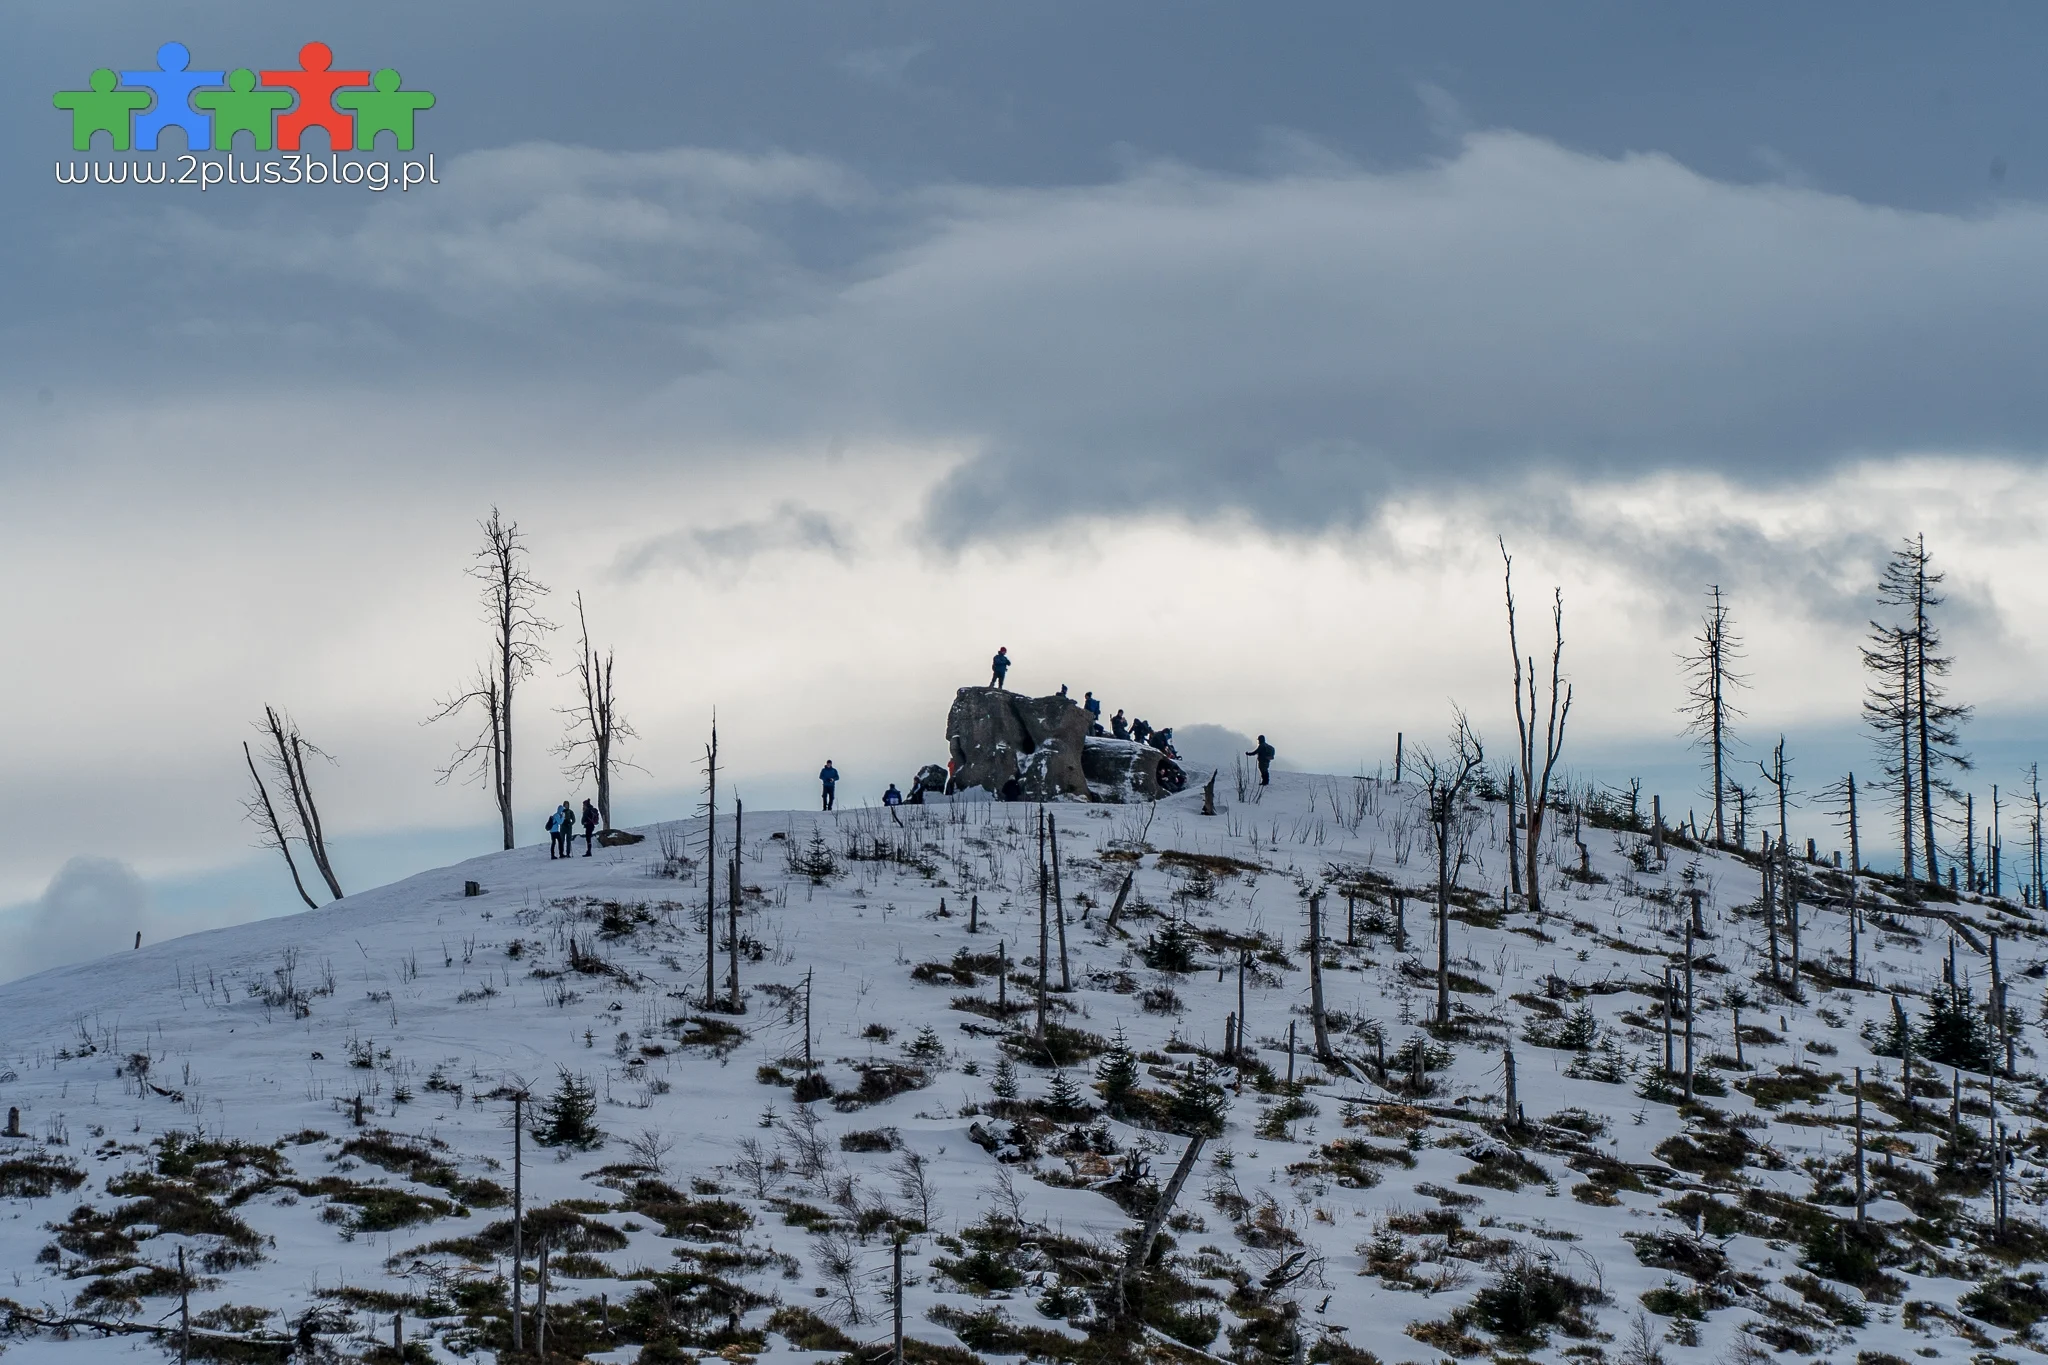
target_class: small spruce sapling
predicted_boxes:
[990,1055,1020,1105]
[534,1068,602,1149]
[1096,1027,1140,1114]
[1044,1069,1089,1119]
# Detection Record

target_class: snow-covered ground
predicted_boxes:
[1,770,2042,1365]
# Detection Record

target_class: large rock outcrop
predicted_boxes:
[946,687,1090,800]
[1082,738,1162,802]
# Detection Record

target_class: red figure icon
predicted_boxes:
[261,42,370,151]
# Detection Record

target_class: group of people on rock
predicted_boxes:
[798,647,1272,814]
[544,799,602,858]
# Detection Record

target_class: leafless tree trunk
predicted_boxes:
[703,719,719,1008]
[430,508,553,850]
[1419,709,1485,1027]
[242,741,316,909]
[1307,893,1333,1060]
[1502,541,1571,916]
[263,708,343,900]
[1679,585,1746,847]
[1115,1133,1207,1317]
[1758,737,1798,995]
[557,592,637,831]
[241,708,343,903]
[728,796,743,1012]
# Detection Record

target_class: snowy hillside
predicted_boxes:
[2,770,2045,1365]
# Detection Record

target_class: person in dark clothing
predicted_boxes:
[990,647,1011,689]
[883,783,902,807]
[1152,727,1177,758]
[1131,718,1152,745]
[1246,735,1276,786]
[1084,691,1101,722]
[819,760,840,811]
[1057,683,1069,699]
[1110,709,1129,739]
[581,799,600,855]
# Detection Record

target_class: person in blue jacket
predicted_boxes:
[545,805,564,859]
[990,646,1011,689]
[819,760,840,811]
[883,783,903,807]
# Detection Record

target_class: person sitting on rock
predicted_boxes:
[883,783,903,807]
[1110,709,1129,739]
[1057,683,1069,699]
[1152,727,1177,758]
[990,647,1011,689]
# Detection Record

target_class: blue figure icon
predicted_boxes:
[121,41,225,151]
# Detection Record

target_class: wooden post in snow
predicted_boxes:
[1115,1134,1208,1317]
[1106,872,1133,931]
[512,1093,524,1351]
[1051,816,1070,991]
[1308,893,1332,1061]
[1854,1067,1867,1225]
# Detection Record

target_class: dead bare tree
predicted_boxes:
[240,708,343,903]
[556,592,637,832]
[1418,709,1485,1026]
[242,741,315,910]
[1679,585,1746,847]
[428,508,554,851]
[1502,540,1572,916]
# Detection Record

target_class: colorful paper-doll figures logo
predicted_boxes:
[55,42,434,152]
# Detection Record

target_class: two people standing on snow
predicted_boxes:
[819,760,840,811]
[1246,736,1276,785]
[546,800,602,858]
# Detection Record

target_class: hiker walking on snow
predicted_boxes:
[990,647,1011,689]
[1247,735,1276,786]
[581,799,600,856]
[819,760,840,811]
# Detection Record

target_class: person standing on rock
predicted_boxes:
[819,759,840,811]
[990,646,1011,689]
[1246,735,1276,786]
[1084,691,1102,723]
[580,799,600,855]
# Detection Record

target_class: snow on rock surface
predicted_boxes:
[0,772,2043,1365]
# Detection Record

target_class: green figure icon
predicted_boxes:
[333,69,435,150]
[53,69,152,151]
[192,69,293,151]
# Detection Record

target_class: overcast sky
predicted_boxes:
[4,2,2047,979]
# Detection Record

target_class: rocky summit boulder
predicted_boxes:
[1082,737,1162,802]
[945,687,1091,800]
